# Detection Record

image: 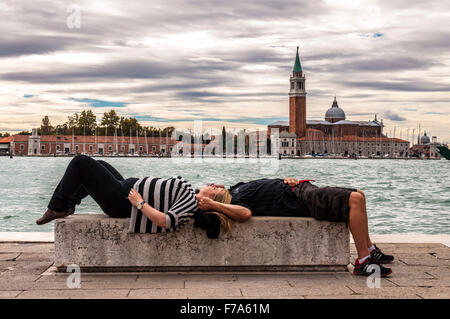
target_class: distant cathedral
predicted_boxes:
[268,47,410,157]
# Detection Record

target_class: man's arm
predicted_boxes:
[199,197,252,222]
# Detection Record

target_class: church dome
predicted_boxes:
[325,97,345,122]
[421,132,430,144]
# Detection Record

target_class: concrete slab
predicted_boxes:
[54,214,350,272]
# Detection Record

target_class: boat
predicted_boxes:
[436,145,450,160]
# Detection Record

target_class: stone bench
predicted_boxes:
[54,214,350,272]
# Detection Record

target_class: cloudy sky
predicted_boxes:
[1,0,449,143]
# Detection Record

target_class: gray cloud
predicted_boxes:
[384,110,406,121]
[0,58,234,83]
[340,80,450,92]
[0,36,78,57]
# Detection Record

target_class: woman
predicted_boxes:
[36,155,241,234]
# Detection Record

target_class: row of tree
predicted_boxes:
[38,109,175,137]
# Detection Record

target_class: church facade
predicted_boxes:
[268,48,410,157]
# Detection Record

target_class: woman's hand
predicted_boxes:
[284,177,299,187]
[128,188,144,207]
[198,197,217,211]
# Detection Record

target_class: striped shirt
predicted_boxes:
[128,176,198,233]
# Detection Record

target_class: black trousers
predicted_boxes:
[293,181,357,223]
[48,155,137,218]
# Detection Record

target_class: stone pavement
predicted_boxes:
[0,242,449,299]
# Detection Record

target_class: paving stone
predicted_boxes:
[0,274,39,290]
[0,261,53,275]
[84,276,184,289]
[129,288,242,298]
[241,286,353,297]
[32,274,183,290]
[15,252,53,262]
[185,279,291,289]
[37,273,139,282]
[0,253,20,261]
[0,290,22,298]
[145,274,237,282]
[415,287,450,299]
[376,265,437,279]
[304,294,419,299]
[0,243,54,254]
[349,286,428,298]
[387,277,450,287]
[399,256,449,267]
[332,274,397,288]
[393,243,447,249]
[17,289,130,299]
[427,268,450,279]
[237,273,336,281]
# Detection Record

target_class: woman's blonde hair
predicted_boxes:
[205,188,233,234]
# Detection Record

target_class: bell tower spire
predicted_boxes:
[289,46,307,138]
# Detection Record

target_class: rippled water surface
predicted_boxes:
[0,156,449,234]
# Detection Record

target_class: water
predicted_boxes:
[0,156,449,234]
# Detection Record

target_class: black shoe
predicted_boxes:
[353,257,392,277]
[370,244,394,264]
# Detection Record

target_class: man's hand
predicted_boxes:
[198,197,217,211]
[128,188,144,207]
[284,177,299,187]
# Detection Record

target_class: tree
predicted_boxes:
[119,116,141,136]
[100,109,120,135]
[40,115,53,135]
[78,110,97,135]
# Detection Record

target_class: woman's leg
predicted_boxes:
[46,155,130,217]
[68,159,125,210]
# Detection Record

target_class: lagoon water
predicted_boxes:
[0,156,449,234]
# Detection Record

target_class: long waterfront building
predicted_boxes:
[0,128,177,156]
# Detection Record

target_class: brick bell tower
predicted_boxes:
[289,46,307,138]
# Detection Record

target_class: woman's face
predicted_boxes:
[198,184,224,199]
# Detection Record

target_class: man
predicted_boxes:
[197,178,394,277]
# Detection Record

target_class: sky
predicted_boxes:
[1,0,449,143]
